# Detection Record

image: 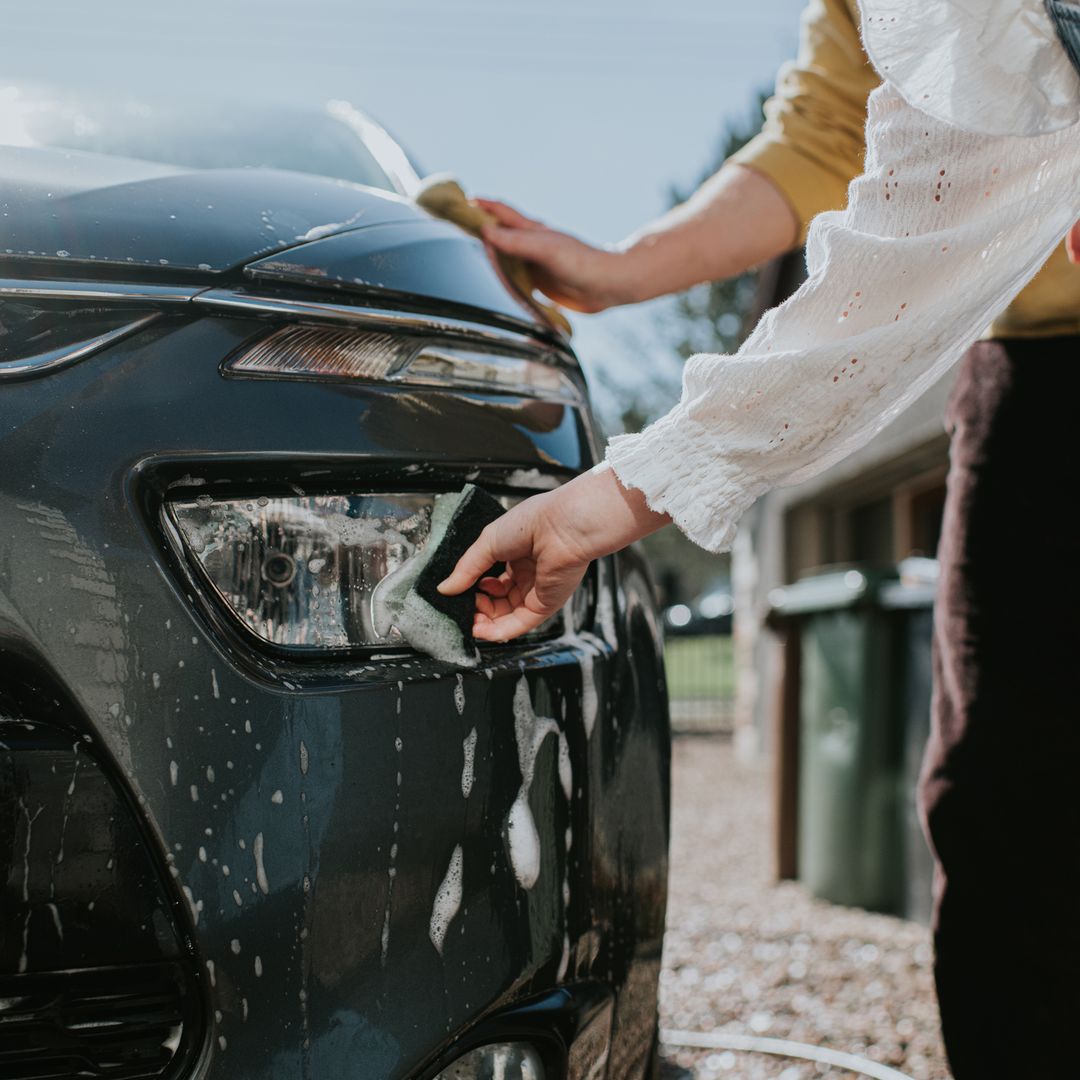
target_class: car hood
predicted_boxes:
[0,145,552,332]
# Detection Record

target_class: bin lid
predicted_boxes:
[878,557,939,610]
[769,559,939,618]
[768,566,898,617]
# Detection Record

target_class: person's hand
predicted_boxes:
[1068,221,1080,264]
[475,199,639,313]
[438,466,670,642]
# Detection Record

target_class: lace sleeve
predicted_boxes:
[605,83,1080,553]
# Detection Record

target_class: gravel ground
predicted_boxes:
[659,736,952,1080]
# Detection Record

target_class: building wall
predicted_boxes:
[731,367,958,760]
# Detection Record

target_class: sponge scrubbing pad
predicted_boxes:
[372,485,505,666]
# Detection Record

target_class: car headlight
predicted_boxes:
[433,1043,545,1080]
[166,490,594,655]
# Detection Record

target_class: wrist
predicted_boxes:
[601,243,662,306]
[553,465,669,562]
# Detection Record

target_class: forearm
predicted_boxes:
[612,163,799,304]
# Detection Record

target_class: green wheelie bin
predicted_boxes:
[771,567,906,912]
[770,561,938,915]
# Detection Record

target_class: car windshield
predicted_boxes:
[24,105,399,192]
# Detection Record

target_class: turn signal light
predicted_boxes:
[224,324,580,400]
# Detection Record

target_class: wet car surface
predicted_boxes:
[0,120,670,1080]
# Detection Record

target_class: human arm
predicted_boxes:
[476,0,875,311]
[443,81,1080,638]
[474,164,797,312]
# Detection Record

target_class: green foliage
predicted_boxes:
[665,92,771,361]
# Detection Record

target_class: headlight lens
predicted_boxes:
[433,1043,545,1080]
[169,492,434,650]
[167,490,593,654]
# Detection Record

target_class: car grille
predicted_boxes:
[0,962,198,1080]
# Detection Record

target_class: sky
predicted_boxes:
[1,0,807,422]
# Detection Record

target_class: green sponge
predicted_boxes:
[372,484,505,665]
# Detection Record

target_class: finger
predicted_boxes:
[478,575,511,597]
[496,561,530,593]
[505,576,529,612]
[438,524,500,596]
[481,224,558,261]
[486,594,515,619]
[475,591,497,617]
[474,198,543,230]
[472,605,551,642]
[1068,221,1080,264]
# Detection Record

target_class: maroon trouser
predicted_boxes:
[922,337,1080,1078]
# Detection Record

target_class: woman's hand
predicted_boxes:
[438,466,670,642]
[475,199,640,313]
[1068,221,1080,264]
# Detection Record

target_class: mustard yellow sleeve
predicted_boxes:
[730,0,879,243]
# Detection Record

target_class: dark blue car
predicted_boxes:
[0,92,670,1080]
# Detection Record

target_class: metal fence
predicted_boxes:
[663,631,736,734]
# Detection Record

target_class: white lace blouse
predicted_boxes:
[605,0,1080,553]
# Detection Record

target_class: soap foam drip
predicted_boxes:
[252,832,269,895]
[596,578,619,646]
[454,674,466,715]
[560,628,604,738]
[382,728,405,965]
[461,728,477,798]
[507,678,561,890]
[429,844,464,955]
[507,791,541,890]
[561,604,604,738]
[579,649,599,737]
[557,734,572,802]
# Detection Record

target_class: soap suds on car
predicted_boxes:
[429,844,464,954]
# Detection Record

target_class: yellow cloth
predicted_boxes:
[415,175,572,337]
[731,0,1080,338]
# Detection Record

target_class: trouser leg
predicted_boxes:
[921,337,1080,1079]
